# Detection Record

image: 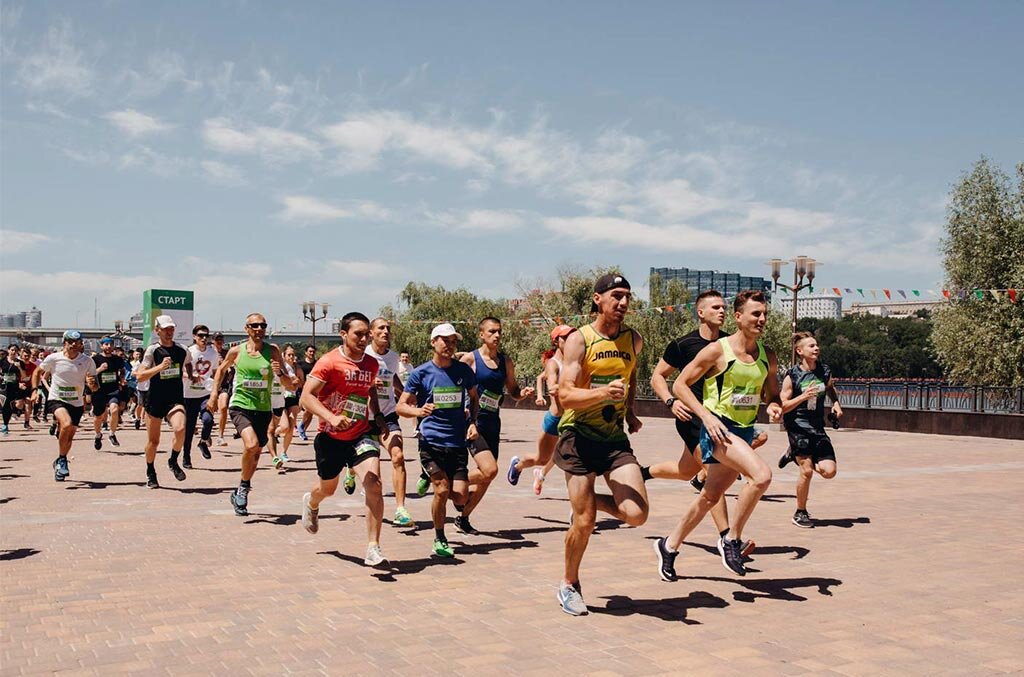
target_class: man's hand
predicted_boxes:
[96,363,108,373]
[670,400,692,422]
[419,403,436,417]
[330,414,354,431]
[702,413,731,445]
[831,402,843,419]
[206,398,218,414]
[626,411,643,434]
[520,386,535,400]
[85,375,98,391]
[803,383,821,400]
[271,359,282,376]
[605,379,626,402]
[535,395,547,407]
[159,357,172,371]
[466,422,479,442]
[767,402,783,423]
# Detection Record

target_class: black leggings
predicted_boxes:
[183,396,214,454]
[2,395,18,426]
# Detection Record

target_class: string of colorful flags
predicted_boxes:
[779,285,1020,303]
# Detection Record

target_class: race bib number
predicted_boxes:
[160,365,181,379]
[479,389,501,412]
[3,374,16,383]
[341,394,368,421]
[376,382,391,401]
[355,437,380,455]
[100,372,117,383]
[57,385,79,399]
[433,386,462,409]
[272,381,283,396]
[731,393,759,409]
[241,378,267,389]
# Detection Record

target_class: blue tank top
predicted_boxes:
[473,349,506,423]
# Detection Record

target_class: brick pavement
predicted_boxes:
[2,410,1023,675]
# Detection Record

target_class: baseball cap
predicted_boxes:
[62,330,83,342]
[99,337,113,345]
[591,273,631,311]
[430,323,463,341]
[154,315,176,329]
[550,325,576,342]
[212,331,224,340]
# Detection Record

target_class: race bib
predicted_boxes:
[341,394,368,421]
[480,389,501,412]
[160,365,181,379]
[376,382,392,401]
[590,374,623,402]
[272,381,283,396]
[355,437,380,455]
[57,385,79,399]
[100,372,117,383]
[433,386,462,409]
[2,374,16,383]
[731,393,759,409]
[241,378,267,389]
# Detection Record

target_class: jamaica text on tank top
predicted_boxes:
[558,324,635,441]
[703,337,769,428]
[230,344,273,412]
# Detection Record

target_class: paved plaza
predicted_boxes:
[2,410,1023,675]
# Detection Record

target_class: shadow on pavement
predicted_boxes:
[0,474,30,481]
[591,590,729,624]
[248,513,350,527]
[0,547,41,561]
[681,575,842,602]
[0,496,17,504]
[678,539,810,561]
[812,516,870,528]
[64,480,148,490]
[104,450,145,457]
[319,550,463,581]
[162,486,234,495]
[759,493,797,503]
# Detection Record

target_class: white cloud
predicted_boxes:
[275,196,389,224]
[200,160,245,186]
[427,209,527,233]
[203,117,319,163]
[118,146,191,177]
[62,147,111,166]
[640,179,725,221]
[0,229,54,253]
[324,260,395,277]
[0,269,165,299]
[103,109,175,137]
[16,20,94,95]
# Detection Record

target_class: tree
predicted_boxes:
[797,315,943,379]
[932,159,1024,385]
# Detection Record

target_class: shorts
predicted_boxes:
[284,395,299,409]
[145,397,185,420]
[229,407,272,448]
[472,419,500,459]
[46,400,85,427]
[542,412,561,436]
[139,390,149,408]
[418,441,469,482]
[554,430,638,476]
[272,406,285,417]
[674,418,701,454]
[698,414,755,465]
[787,431,836,464]
[120,386,136,403]
[314,432,380,480]
[380,411,402,434]
[91,392,120,416]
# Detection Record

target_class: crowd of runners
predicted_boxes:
[3,275,846,616]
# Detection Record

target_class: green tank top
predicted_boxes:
[230,344,273,412]
[703,337,769,427]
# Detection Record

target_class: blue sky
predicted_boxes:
[2,1,1021,331]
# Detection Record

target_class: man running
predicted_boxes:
[300,312,390,567]
[296,344,318,441]
[134,315,193,489]
[183,324,221,469]
[211,332,232,445]
[555,273,649,616]
[778,332,842,528]
[30,331,98,481]
[655,290,782,581]
[396,323,480,558]
[209,313,294,516]
[91,337,126,450]
[455,316,535,535]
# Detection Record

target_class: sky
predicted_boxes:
[1,1,1021,332]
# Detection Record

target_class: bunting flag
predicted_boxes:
[897,290,907,299]
[943,290,951,299]
[857,288,864,296]
[845,288,854,294]
[974,289,985,300]
[882,289,892,299]
[1010,289,1019,303]
[832,287,841,296]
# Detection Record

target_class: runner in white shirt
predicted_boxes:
[182,324,222,469]
[274,345,305,464]
[267,359,297,469]
[30,330,99,482]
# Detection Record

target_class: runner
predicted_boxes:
[129,348,146,430]
[274,345,305,464]
[1,346,28,435]
[362,318,414,526]
[507,325,575,495]
[655,290,783,581]
[134,315,194,489]
[397,352,413,386]
[30,331,98,481]
[296,344,318,441]
[267,349,298,469]
[212,332,232,445]
[396,323,480,558]
[777,332,842,528]
[91,337,125,450]
[554,273,649,616]
[299,312,390,568]
[15,346,37,430]
[182,324,221,469]
[209,313,294,516]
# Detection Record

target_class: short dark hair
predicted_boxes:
[340,312,370,332]
[479,316,501,329]
[192,324,209,335]
[793,331,815,345]
[695,289,723,306]
[304,344,316,352]
[734,290,767,312]
[370,317,390,329]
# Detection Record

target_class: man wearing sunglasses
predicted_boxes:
[209,313,295,516]
[31,330,99,482]
[182,324,221,469]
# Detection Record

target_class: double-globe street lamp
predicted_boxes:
[766,255,819,365]
[302,301,330,350]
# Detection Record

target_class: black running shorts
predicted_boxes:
[314,432,380,480]
[229,407,272,447]
[787,431,836,464]
[418,441,469,482]
[46,400,85,427]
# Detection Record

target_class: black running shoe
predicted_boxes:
[454,515,480,535]
[653,536,678,582]
[147,471,159,489]
[778,450,793,469]
[689,475,705,492]
[134,419,141,430]
[717,536,747,576]
[168,459,187,482]
[231,486,249,516]
[640,465,652,482]
[53,456,70,482]
[109,433,120,447]
[792,510,813,528]
[182,455,193,470]
[49,422,58,437]
[94,435,103,451]
[198,439,212,460]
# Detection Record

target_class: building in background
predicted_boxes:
[775,294,843,320]
[843,299,945,318]
[649,267,772,301]
[0,307,42,328]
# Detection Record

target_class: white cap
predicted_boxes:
[154,314,176,329]
[430,322,462,341]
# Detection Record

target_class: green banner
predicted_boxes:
[142,289,195,346]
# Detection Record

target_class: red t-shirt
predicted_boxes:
[309,347,379,441]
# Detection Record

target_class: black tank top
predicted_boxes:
[147,343,188,405]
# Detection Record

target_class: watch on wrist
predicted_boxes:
[665,397,676,408]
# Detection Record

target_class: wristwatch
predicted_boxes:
[665,397,676,408]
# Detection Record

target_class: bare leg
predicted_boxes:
[145,415,162,464]
[239,428,263,481]
[353,456,384,544]
[53,408,75,456]
[564,473,597,585]
[594,463,649,526]
[714,437,772,542]
[309,476,339,510]
[462,450,498,518]
[385,432,407,509]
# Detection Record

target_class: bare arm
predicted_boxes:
[134,347,170,382]
[504,356,534,401]
[465,385,479,441]
[826,377,844,417]
[396,390,432,418]
[271,345,297,390]
[298,378,350,431]
[763,350,783,422]
[209,347,239,394]
[558,331,625,410]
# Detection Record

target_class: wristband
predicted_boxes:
[665,397,676,408]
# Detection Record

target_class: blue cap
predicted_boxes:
[62,330,83,342]
[99,337,113,345]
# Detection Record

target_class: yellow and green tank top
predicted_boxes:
[558,324,636,441]
[230,344,273,412]
[703,337,769,428]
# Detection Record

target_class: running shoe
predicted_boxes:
[231,486,249,516]
[364,544,389,568]
[507,456,522,486]
[343,469,356,494]
[198,439,212,460]
[296,421,307,441]
[778,450,793,469]
[556,581,588,616]
[741,540,756,557]
[0,425,8,436]
[432,538,454,558]
[134,418,141,430]
[217,436,228,447]
[168,459,187,482]
[280,452,290,463]
[717,536,747,576]
[533,467,545,495]
[272,456,284,470]
[49,422,58,437]
[690,475,705,492]
[393,506,413,526]
[53,456,70,482]
[416,475,430,497]
[147,470,159,489]
[23,421,32,430]
[302,492,319,534]
[653,537,679,582]
[454,515,479,535]
[182,455,193,470]
[109,433,120,447]
[792,510,813,528]
[94,435,103,451]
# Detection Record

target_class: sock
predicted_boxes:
[435,528,446,542]
[146,462,155,474]
[454,503,464,513]
[720,528,729,538]
[640,466,652,481]
[170,451,179,463]
[240,479,251,489]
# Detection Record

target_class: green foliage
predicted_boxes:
[932,159,1024,385]
[797,315,943,379]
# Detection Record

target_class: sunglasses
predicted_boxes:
[195,333,210,338]
[247,323,268,330]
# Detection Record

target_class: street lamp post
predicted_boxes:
[766,256,819,365]
[302,301,330,351]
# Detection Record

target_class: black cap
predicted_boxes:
[212,331,225,339]
[591,273,631,312]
